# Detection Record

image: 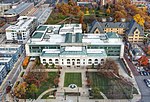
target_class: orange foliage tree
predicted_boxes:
[22,56,30,67]
[138,56,149,66]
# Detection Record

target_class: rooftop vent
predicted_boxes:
[121,18,126,22]
[102,18,106,22]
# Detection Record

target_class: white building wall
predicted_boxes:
[40,56,107,66]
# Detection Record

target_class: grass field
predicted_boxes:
[64,73,82,87]
[89,72,138,99]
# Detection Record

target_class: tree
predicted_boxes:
[79,11,84,24]
[138,56,149,66]
[14,82,28,98]
[133,14,145,26]
[24,72,48,87]
[85,7,89,15]
[28,84,38,98]
[45,63,49,69]
[99,58,119,76]
[106,8,111,14]
[54,77,59,87]
[91,87,100,98]
[51,63,55,69]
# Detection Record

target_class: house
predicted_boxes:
[129,44,145,60]
[126,20,144,43]
[88,19,144,43]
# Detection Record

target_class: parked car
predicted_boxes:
[144,79,150,88]
[142,71,148,76]
[140,71,143,76]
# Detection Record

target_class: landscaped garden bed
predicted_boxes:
[64,73,82,87]
[88,72,138,99]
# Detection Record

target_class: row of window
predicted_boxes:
[42,59,104,65]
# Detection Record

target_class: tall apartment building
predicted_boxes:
[6,16,38,43]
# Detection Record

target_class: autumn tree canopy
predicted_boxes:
[138,56,149,66]
[99,58,119,76]
[133,14,145,26]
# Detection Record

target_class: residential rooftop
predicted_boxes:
[32,32,44,38]
[6,16,37,30]
[0,57,12,62]
[5,3,34,15]
[0,65,5,72]
[0,44,21,48]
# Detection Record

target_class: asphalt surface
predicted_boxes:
[135,76,150,102]
[124,50,150,102]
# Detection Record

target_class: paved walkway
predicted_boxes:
[36,88,56,101]
[21,62,141,102]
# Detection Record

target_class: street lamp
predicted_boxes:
[64,89,66,100]
[77,87,79,102]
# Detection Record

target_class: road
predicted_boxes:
[135,76,150,102]
[124,52,150,102]
[0,51,25,102]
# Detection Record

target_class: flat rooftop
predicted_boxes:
[6,16,36,30]
[32,32,44,38]
[0,65,5,72]
[5,3,34,15]
[0,57,12,62]
[0,44,21,48]
[37,26,47,31]
[0,50,17,54]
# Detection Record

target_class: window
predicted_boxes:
[88,59,92,64]
[55,59,59,64]
[77,59,80,64]
[67,59,70,64]
[49,59,52,64]
[101,59,104,65]
[94,59,98,64]
[43,59,46,61]
[135,31,138,34]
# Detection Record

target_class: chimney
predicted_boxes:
[121,18,126,22]
[102,18,106,22]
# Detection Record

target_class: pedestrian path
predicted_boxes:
[36,88,56,101]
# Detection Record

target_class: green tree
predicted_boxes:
[28,84,38,99]
[92,87,100,98]
[51,63,55,69]
[45,63,49,69]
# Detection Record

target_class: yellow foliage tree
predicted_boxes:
[133,14,145,26]
[106,8,111,14]
[85,7,89,15]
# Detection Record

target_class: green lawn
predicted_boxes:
[64,73,82,87]
[89,72,138,99]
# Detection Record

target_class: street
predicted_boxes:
[124,51,150,102]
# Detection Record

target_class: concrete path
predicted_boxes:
[36,88,56,100]
[100,92,107,99]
